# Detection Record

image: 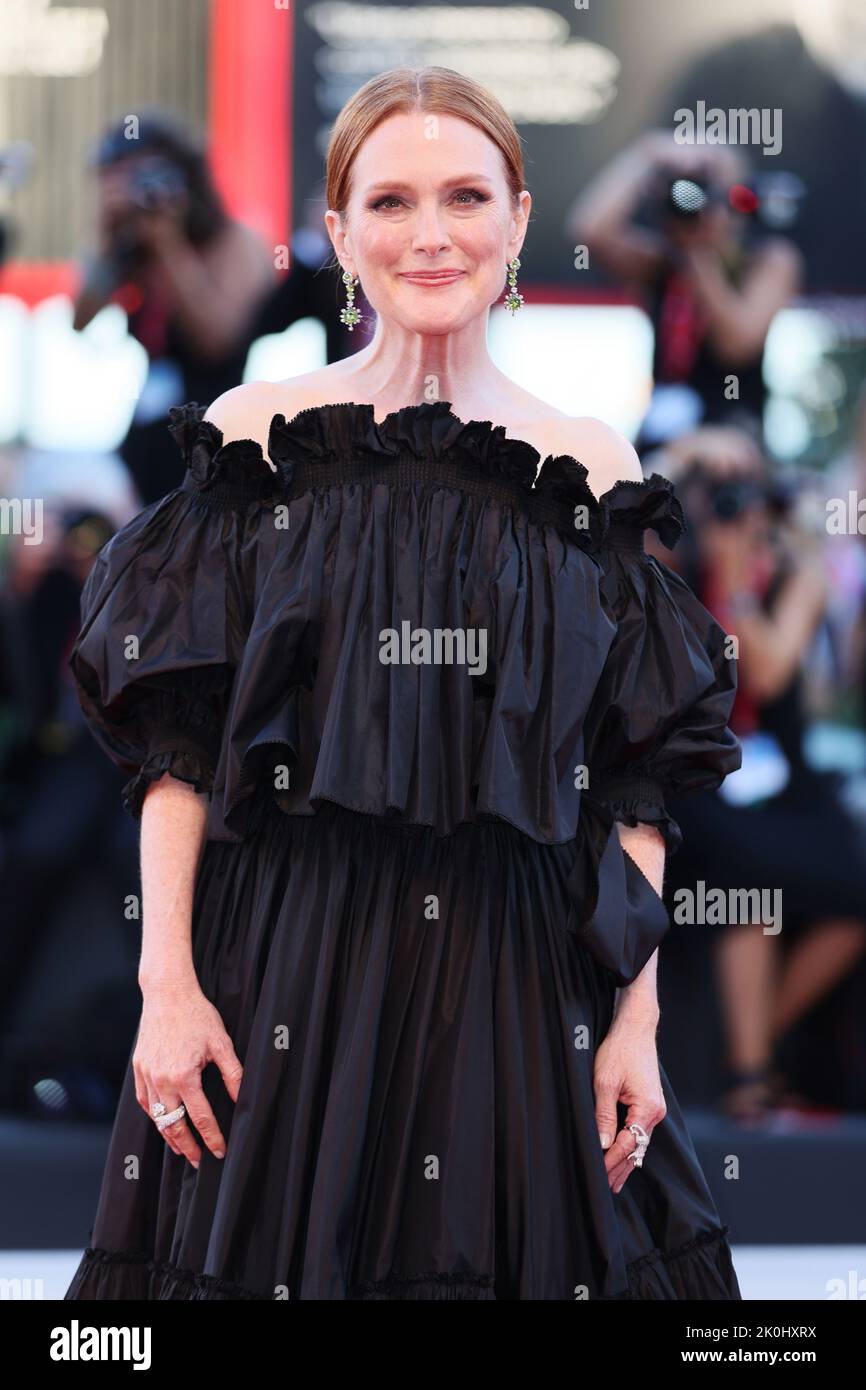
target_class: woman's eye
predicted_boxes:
[369,189,489,212]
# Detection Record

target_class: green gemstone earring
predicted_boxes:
[503,257,524,315]
[340,270,362,331]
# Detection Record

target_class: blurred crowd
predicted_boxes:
[571,132,866,1119]
[1,114,865,1124]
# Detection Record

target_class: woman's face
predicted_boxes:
[326,111,530,335]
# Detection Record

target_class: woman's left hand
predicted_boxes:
[593,1017,667,1193]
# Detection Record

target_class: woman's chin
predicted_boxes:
[384,295,487,334]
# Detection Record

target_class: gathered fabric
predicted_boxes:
[64,398,743,1300]
[69,400,740,988]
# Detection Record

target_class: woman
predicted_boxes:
[64,68,742,1300]
[74,111,274,505]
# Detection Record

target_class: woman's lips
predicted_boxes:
[399,271,466,286]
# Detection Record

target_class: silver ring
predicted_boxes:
[154,1102,186,1132]
[627,1121,650,1167]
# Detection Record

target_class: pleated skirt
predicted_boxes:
[64,798,740,1300]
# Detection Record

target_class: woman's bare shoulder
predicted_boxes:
[203,376,328,455]
[542,414,643,501]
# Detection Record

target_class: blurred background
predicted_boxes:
[1,0,865,1299]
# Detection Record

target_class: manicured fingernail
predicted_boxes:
[191,1159,199,1169]
[214,1149,225,1159]
[600,1134,611,1148]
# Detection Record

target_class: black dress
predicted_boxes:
[63,399,743,1300]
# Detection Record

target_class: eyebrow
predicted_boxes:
[363,175,495,194]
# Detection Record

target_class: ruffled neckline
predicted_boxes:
[168,398,686,549]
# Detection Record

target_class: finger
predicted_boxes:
[210,1032,244,1105]
[611,1135,653,1193]
[609,1140,646,1192]
[594,1080,619,1156]
[609,1156,636,1193]
[144,1077,182,1158]
[603,1107,651,1175]
[150,1081,201,1167]
[603,1123,637,1176]
[181,1079,227,1160]
[133,1061,148,1114]
[161,1112,201,1167]
[606,1133,640,1191]
[609,1109,657,1187]
[623,1101,664,1138]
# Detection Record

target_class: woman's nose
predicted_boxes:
[410,202,452,255]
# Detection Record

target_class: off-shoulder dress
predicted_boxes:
[63,399,742,1300]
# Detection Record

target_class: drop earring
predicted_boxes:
[340,270,362,331]
[503,257,524,315]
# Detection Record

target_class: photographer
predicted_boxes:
[0,505,139,1115]
[644,426,866,1118]
[568,131,802,446]
[73,112,275,505]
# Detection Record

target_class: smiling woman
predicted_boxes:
[64,66,742,1302]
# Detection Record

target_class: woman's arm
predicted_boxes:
[133,774,244,1170]
[594,820,667,1192]
[137,774,209,992]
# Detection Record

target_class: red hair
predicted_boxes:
[325,66,526,218]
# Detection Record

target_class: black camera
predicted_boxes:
[682,465,797,524]
[706,476,765,521]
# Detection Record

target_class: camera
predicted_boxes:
[683,465,797,524]
[666,175,721,219]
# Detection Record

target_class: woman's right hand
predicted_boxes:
[133,981,244,1168]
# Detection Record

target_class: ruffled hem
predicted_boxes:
[353,1271,497,1300]
[167,399,686,552]
[608,797,683,857]
[65,1226,736,1300]
[64,1246,272,1301]
[167,404,287,505]
[121,746,215,819]
[591,772,684,857]
[600,1225,739,1300]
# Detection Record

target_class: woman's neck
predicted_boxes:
[340,320,509,420]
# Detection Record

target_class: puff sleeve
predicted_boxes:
[566,477,742,986]
[68,402,283,819]
[584,478,743,854]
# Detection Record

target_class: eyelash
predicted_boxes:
[368,188,490,211]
